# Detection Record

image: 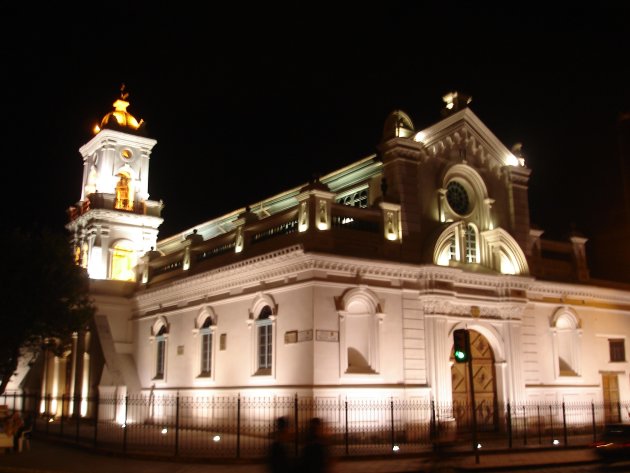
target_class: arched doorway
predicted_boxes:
[451,329,498,431]
[110,240,136,282]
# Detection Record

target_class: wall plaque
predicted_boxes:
[285,331,298,344]
[298,330,313,342]
[316,330,339,342]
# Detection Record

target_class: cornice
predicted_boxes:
[527,279,630,309]
[136,245,310,310]
[135,247,535,316]
[79,129,157,157]
[133,243,630,319]
[67,209,163,230]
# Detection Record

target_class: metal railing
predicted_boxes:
[2,392,626,459]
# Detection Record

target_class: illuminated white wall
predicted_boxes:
[56,102,630,429]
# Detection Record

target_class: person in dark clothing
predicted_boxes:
[300,417,332,473]
[268,416,293,473]
[12,412,32,452]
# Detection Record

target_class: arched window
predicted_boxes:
[199,317,213,377]
[449,235,457,262]
[434,225,529,275]
[249,294,277,378]
[155,324,167,380]
[435,223,460,267]
[435,223,478,266]
[81,242,89,269]
[465,224,478,263]
[257,306,273,374]
[551,309,581,378]
[338,287,384,376]
[193,307,218,382]
[110,240,136,282]
[84,165,97,196]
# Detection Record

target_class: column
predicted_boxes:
[68,332,78,416]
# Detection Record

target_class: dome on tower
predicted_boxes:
[382,110,415,141]
[95,86,146,135]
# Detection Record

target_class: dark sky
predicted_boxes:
[2,4,629,242]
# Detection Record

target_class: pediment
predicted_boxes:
[417,108,525,176]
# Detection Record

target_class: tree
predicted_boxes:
[0,227,95,395]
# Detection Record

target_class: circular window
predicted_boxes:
[446,181,469,215]
[121,149,133,160]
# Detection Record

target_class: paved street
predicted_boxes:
[0,438,609,473]
[482,463,630,473]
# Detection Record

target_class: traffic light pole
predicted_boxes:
[466,350,480,464]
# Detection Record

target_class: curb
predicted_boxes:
[456,459,600,472]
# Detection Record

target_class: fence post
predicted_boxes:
[93,394,99,448]
[549,405,554,444]
[390,398,395,451]
[506,402,512,448]
[617,401,622,422]
[34,393,41,434]
[537,405,542,445]
[60,394,65,437]
[522,405,527,446]
[175,391,180,457]
[344,400,349,455]
[430,400,437,445]
[562,402,568,447]
[294,393,299,458]
[45,394,50,435]
[123,395,129,453]
[591,401,596,443]
[75,395,80,444]
[236,394,241,459]
[13,391,17,412]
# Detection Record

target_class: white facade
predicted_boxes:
[25,95,630,430]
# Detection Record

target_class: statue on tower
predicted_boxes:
[114,172,134,211]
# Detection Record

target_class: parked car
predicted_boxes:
[592,423,630,462]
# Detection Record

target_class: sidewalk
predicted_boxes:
[0,439,601,473]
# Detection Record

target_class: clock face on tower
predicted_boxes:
[446,181,469,215]
[121,149,133,161]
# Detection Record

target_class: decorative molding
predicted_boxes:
[134,245,630,320]
[420,297,525,320]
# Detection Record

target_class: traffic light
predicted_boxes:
[453,329,471,363]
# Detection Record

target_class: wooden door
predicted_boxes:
[451,330,498,431]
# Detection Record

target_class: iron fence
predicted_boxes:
[2,392,628,459]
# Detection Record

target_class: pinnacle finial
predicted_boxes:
[120,83,129,101]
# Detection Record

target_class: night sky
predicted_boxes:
[3,4,630,246]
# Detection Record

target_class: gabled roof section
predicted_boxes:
[415,107,526,173]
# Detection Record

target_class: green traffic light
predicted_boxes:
[453,329,470,363]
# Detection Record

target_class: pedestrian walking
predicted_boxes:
[299,417,334,473]
[268,416,293,473]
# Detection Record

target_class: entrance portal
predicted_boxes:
[451,329,498,431]
[602,373,621,423]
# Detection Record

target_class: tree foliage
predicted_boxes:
[0,228,95,394]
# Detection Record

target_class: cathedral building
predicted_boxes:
[15,91,630,432]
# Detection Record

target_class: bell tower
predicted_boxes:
[66,88,163,281]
